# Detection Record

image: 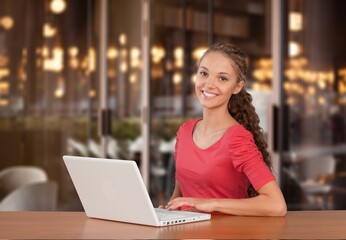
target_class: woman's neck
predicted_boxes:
[200,109,237,134]
[193,109,237,149]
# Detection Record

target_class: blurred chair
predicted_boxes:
[282,167,308,210]
[298,155,336,209]
[330,173,346,210]
[0,181,58,211]
[67,137,88,156]
[0,166,48,200]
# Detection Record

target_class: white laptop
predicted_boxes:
[63,155,211,227]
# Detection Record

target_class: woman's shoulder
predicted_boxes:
[178,118,200,131]
[228,123,249,134]
[226,124,254,142]
[176,118,200,140]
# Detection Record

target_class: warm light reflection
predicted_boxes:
[252,82,261,90]
[338,67,346,95]
[174,47,183,68]
[129,73,137,84]
[18,67,27,81]
[318,96,326,106]
[68,46,79,69]
[0,99,9,106]
[36,58,42,68]
[68,46,79,57]
[50,0,67,14]
[318,79,326,89]
[173,72,182,85]
[340,81,346,94]
[289,41,301,57]
[151,46,165,64]
[130,47,141,68]
[191,73,197,83]
[0,82,9,94]
[0,16,14,30]
[285,68,297,81]
[42,46,49,58]
[258,58,272,68]
[43,46,64,72]
[0,68,10,78]
[120,49,127,58]
[54,78,65,98]
[192,47,208,60]
[107,47,118,59]
[89,89,96,98]
[289,12,303,32]
[80,47,96,75]
[43,23,57,38]
[120,62,128,73]
[283,56,340,106]
[252,58,272,90]
[69,58,79,69]
[286,96,297,105]
[307,86,316,95]
[119,33,127,46]
[86,48,96,74]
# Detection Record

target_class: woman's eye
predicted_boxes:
[199,71,208,77]
[219,76,228,81]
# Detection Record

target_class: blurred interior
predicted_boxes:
[0,0,345,211]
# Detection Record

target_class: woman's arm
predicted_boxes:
[159,180,182,208]
[166,180,287,217]
[170,180,182,200]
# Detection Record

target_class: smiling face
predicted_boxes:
[195,51,244,111]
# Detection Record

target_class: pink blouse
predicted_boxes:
[175,119,275,199]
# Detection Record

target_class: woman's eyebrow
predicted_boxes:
[219,72,231,76]
[199,66,232,77]
[198,66,208,71]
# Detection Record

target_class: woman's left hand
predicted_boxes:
[165,197,216,213]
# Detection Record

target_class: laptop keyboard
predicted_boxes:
[156,209,186,220]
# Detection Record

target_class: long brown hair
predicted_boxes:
[200,42,272,197]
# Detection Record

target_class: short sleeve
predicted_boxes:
[228,126,275,190]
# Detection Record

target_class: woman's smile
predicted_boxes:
[201,90,218,99]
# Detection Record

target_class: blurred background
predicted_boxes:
[0,0,345,212]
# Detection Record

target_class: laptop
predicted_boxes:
[63,155,211,227]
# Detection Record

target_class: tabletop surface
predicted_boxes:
[1,210,346,239]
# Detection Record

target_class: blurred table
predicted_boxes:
[0,211,346,239]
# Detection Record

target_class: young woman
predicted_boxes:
[164,42,287,216]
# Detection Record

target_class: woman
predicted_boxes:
[164,42,287,216]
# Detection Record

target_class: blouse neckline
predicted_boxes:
[191,119,240,151]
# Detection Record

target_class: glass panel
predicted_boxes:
[149,0,272,206]
[283,0,346,210]
[0,0,98,211]
[107,0,142,163]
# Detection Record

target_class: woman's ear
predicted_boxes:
[233,80,245,94]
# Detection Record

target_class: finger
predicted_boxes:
[167,199,193,210]
[181,205,197,212]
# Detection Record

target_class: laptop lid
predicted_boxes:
[63,155,160,226]
[63,155,211,227]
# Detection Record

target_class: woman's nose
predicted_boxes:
[204,76,215,88]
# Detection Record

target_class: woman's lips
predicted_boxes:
[201,90,218,98]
